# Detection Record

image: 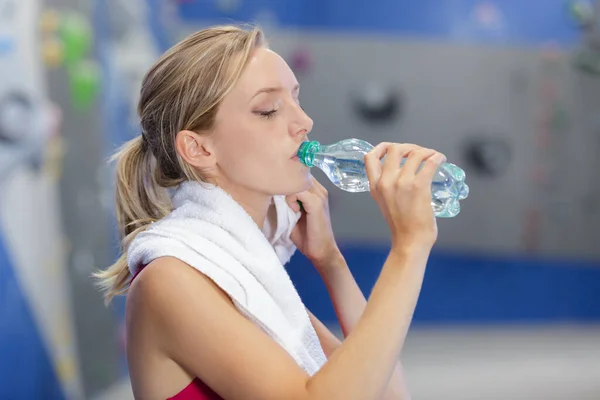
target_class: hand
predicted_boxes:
[286,175,341,268]
[364,142,446,252]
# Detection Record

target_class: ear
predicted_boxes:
[175,130,215,169]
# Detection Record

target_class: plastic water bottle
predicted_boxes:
[297,138,469,218]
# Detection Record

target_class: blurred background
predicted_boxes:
[1,0,600,399]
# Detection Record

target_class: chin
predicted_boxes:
[275,172,312,195]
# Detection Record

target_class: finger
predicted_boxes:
[382,143,419,179]
[401,148,437,176]
[364,142,392,188]
[295,190,323,213]
[416,152,446,186]
[285,194,302,212]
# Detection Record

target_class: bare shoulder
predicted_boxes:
[126,256,311,400]
[125,256,236,372]
[125,256,227,398]
[127,256,233,318]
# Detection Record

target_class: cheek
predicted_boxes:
[215,119,307,189]
[215,123,261,166]
[219,138,275,180]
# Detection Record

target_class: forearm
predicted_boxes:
[314,251,413,400]
[307,249,426,400]
[317,252,368,337]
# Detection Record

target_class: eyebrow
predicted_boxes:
[251,84,300,99]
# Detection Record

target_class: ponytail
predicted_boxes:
[93,136,172,304]
[93,24,267,304]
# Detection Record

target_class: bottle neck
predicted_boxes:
[297,140,321,167]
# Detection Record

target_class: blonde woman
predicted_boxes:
[95,24,446,400]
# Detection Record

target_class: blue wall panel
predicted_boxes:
[178,0,580,46]
[287,245,600,325]
[0,233,64,399]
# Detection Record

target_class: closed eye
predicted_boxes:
[255,109,278,119]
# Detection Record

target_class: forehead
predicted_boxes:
[233,47,297,96]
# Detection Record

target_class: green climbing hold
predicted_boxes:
[58,12,92,67]
[68,60,100,110]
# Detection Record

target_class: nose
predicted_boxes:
[290,103,313,140]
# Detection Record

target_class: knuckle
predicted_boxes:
[410,179,422,190]
[376,178,392,192]
[375,179,386,191]
[426,156,439,166]
[417,148,432,158]
[399,177,424,191]
[395,177,411,191]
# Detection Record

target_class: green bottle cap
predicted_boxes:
[297,140,320,167]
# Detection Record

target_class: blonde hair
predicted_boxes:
[93,24,267,304]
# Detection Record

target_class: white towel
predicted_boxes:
[127,181,327,375]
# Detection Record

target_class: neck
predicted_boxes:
[217,181,272,230]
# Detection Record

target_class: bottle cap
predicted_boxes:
[297,140,320,167]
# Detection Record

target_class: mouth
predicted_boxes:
[291,140,308,159]
[290,146,301,159]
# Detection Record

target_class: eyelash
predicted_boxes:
[257,109,278,119]
[255,104,304,119]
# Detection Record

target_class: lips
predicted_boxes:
[291,146,302,159]
[292,140,308,159]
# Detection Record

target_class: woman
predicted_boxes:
[94,25,446,400]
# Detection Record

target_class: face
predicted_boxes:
[210,47,314,197]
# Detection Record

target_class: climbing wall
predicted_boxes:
[173,0,600,259]
[270,34,600,259]
[0,0,83,398]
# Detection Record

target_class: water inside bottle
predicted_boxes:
[315,154,370,192]
[313,153,469,217]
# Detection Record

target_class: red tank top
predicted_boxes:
[131,266,223,400]
[166,377,221,400]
